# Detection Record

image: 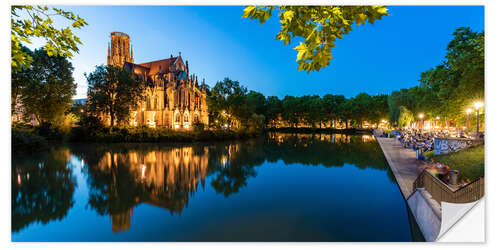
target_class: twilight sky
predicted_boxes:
[25,6,484,99]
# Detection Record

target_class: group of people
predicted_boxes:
[395,129,450,153]
[427,159,451,183]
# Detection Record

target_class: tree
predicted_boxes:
[264,96,282,127]
[86,65,145,127]
[242,6,388,72]
[11,5,87,71]
[282,95,301,127]
[398,106,414,128]
[246,90,266,115]
[16,47,76,124]
[350,93,372,127]
[11,45,33,114]
[388,27,485,128]
[208,78,249,128]
[304,95,323,127]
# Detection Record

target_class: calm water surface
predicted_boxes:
[12,133,423,241]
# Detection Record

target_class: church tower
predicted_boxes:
[107,31,134,66]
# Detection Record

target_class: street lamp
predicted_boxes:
[418,113,424,130]
[434,116,440,130]
[466,108,472,130]
[474,101,483,134]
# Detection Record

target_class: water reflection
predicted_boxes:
[12,148,76,232]
[12,133,398,236]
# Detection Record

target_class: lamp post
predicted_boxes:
[418,113,424,130]
[465,108,472,130]
[474,102,483,134]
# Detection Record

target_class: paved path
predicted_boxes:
[376,137,425,199]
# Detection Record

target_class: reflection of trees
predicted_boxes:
[208,140,265,196]
[11,148,75,232]
[265,133,389,170]
[65,133,394,232]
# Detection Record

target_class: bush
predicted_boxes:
[12,128,48,152]
[68,125,260,143]
[192,122,206,132]
[34,122,66,141]
[423,150,434,159]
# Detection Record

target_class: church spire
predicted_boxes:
[107,42,111,65]
[130,44,134,63]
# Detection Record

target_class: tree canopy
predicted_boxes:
[12,46,76,124]
[388,27,484,128]
[11,5,87,71]
[242,6,388,72]
[86,65,146,126]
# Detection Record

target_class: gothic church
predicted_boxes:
[106,31,209,129]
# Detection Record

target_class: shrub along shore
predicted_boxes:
[69,125,261,143]
[12,122,376,153]
[12,124,261,152]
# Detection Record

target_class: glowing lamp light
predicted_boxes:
[80,109,84,113]
[436,116,440,120]
[474,101,483,110]
[466,108,472,114]
[141,108,145,112]
[418,113,424,119]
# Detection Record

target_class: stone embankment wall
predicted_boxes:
[407,188,442,241]
[434,137,482,155]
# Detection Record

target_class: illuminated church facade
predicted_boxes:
[106,31,209,129]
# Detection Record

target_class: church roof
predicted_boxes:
[137,57,180,75]
[124,61,149,76]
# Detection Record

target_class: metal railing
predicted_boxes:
[413,170,484,204]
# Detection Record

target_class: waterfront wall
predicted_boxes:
[434,137,481,155]
[407,188,442,242]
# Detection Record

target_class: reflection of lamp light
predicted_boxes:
[141,164,146,179]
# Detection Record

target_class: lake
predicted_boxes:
[11,133,423,241]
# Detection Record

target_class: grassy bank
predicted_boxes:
[431,144,485,182]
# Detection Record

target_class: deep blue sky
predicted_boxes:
[28,6,484,99]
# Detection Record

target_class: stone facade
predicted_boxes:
[106,31,209,129]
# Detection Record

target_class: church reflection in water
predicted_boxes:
[90,145,215,232]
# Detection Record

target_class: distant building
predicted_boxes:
[11,97,39,126]
[101,31,209,129]
[73,98,87,106]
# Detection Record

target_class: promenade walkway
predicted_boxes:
[376,137,426,199]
